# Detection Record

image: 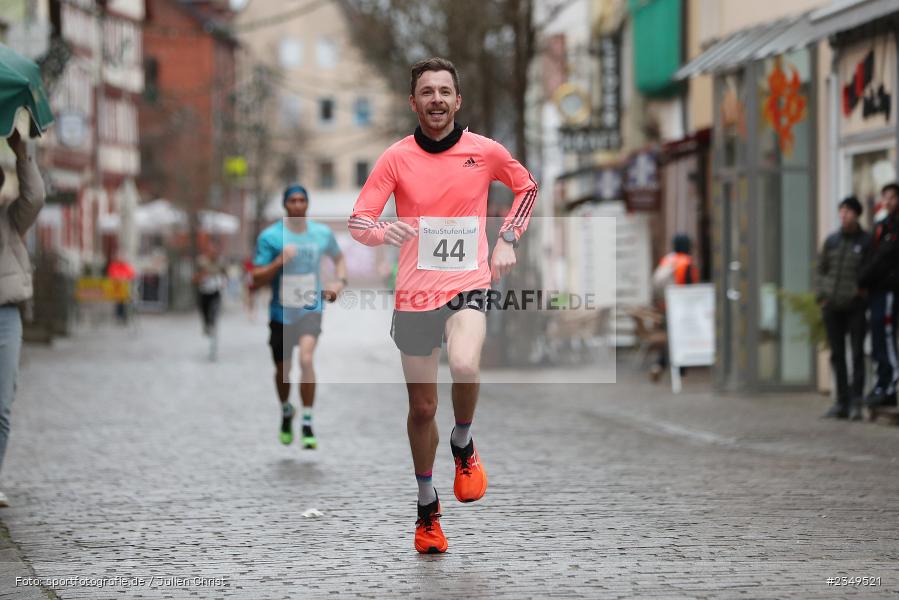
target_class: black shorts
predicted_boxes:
[390,289,487,356]
[269,313,322,363]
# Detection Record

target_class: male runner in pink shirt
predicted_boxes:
[349,57,536,554]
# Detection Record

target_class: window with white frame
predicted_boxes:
[279,37,303,69]
[316,37,338,69]
[98,97,138,146]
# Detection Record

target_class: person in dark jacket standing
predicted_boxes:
[859,183,899,410]
[816,196,870,419]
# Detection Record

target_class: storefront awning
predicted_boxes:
[810,0,899,37]
[630,0,683,97]
[675,0,899,80]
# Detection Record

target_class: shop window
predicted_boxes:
[756,172,812,385]
[846,148,896,227]
[716,71,747,169]
[757,49,811,169]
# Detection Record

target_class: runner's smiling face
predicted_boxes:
[410,70,461,139]
[285,192,308,218]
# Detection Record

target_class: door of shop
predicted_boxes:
[720,177,748,390]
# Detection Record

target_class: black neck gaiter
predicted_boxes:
[414,123,464,153]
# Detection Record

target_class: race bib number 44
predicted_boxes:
[417,216,479,271]
[281,273,317,308]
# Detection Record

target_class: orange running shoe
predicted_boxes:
[451,437,488,503]
[415,496,447,554]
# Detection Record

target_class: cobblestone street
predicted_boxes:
[1,302,898,599]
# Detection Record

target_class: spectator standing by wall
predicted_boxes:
[859,183,899,412]
[816,196,870,420]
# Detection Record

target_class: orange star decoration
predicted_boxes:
[763,57,806,156]
[720,84,747,138]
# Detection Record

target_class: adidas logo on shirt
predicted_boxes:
[462,157,477,168]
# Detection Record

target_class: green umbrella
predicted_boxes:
[0,42,54,137]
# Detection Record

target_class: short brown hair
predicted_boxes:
[410,57,460,96]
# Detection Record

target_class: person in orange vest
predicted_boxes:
[653,234,699,293]
[650,234,699,381]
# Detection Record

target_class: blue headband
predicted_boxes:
[283,184,308,205]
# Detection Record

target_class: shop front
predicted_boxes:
[678,26,819,392]
[676,1,899,392]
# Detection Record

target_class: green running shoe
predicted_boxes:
[280,404,295,445]
[301,424,317,449]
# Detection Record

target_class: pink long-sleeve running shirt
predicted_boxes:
[349,130,537,311]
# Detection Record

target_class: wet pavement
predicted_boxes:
[1,299,897,598]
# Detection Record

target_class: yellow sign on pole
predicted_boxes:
[224,155,248,180]
[75,277,131,302]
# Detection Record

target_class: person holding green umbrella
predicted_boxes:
[0,42,54,138]
[0,42,52,508]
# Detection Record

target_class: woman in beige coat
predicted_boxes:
[0,130,46,507]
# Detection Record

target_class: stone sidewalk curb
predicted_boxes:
[0,518,59,599]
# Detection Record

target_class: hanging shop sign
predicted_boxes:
[559,127,622,153]
[839,34,896,136]
[554,83,591,125]
[557,32,621,154]
[624,149,661,211]
[596,166,623,201]
[842,50,891,120]
[57,111,88,148]
[598,33,621,147]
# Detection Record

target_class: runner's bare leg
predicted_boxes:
[445,309,486,425]
[274,362,290,403]
[298,334,317,408]
[402,349,441,474]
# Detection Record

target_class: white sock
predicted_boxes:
[416,472,437,505]
[451,421,472,447]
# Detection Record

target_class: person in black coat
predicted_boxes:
[859,183,899,409]
[815,196,870,419]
